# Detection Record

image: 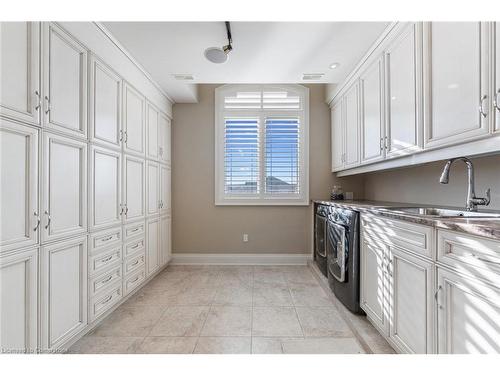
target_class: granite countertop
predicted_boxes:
[312,199,500,241]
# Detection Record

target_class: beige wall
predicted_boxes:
[364,154,500,210]
[172,84,363,255]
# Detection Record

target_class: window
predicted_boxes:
[215,85,309,205]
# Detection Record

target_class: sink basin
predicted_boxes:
[380,207,500,219]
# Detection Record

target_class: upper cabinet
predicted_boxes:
[0,22,41,125]
[344,81,361,168]
[158,113,171,165]
[42,23,88,139]
[495,22,500,133]
[423,22,490,148]
[331,99,344,171]
[146,101,160,160]
[89,55,122,150]
[123,81,146,157]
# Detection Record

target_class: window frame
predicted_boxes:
[215,84,309,206]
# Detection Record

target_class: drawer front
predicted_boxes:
[124,252,145,276]
[89,265,122,298]
[90,227,122,254]
[89,245,122,275]
[89,283,122,322]
[123,268,146,296]
[124,221,145,241]
[124,236,145,259]
[437,229,500,282]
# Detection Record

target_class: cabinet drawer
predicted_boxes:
[123,268,146,296]
[89,283,122,322]
[124,252,145,276]
[90,227,122,254]
[124,236,145,259]
[89,245,122,276]
[124,221,145,241]
[89,265,122,298]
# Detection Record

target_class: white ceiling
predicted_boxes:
[103,22,389,103]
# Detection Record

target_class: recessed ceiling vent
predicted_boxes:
[173,74,194,81]
[302,73,324,81]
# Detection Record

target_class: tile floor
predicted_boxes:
[68,265,394,354]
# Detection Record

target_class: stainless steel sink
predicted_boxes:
[380,207,500,219]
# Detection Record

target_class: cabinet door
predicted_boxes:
[360,57,385,164]
[159,215,171,266]
[41,236,88,350]
[146,101,160,160]
[0,22,41,125]
[89,145,122,231]
[385,23,422,158]
[423,22,490,148]
[360,237,389,334]
[42,23,87,139]
[389,246,434,353]
[42,133,87,243]
[89,55,122,149]
[0,120,39,253]
[437,267,500,353]
[495,22,500,133]
[147,161,160,216]
[330,100,344,171]
[123,82,145,156]
[159,164,171,216]
[146,217,160,276]
[123,154,145,223]
[158,113,171,165]
[344,82,360,168]
[0,248,38,353]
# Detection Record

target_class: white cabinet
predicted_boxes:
[123,81,145,157]
[423,22,490,148]
[42,132,87,243]
[384,23,422,158]
[0,22,41,125]
[437,267,500,353]
[146,217,160,276]
[159,164,171,215]
[40,236,88,350]
[89,55,122,150]
[160,215,171,267]
[159,113,171,165]
[42,23,87,139]
[123,154,145,223]
[0,248,38,353]
[0,120,39,252]
[147,161,160,216]
[89,145,122,231]
[360,57,385,164]
[344,81,360,168]
[330,99,344,171]
[146,101,160,160]
[495,22,500,133]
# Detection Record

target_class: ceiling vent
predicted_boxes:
[173,74,194,81]
[302,73,324,81]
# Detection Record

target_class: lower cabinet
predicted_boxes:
[146,217,160,276]
[0,248,38,353]
[160,215,171,266]
[40,236,88,351]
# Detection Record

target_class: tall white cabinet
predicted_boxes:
[0,21,172,354]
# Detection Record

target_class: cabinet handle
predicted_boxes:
[101,255,113,263]
[380,138,384,151]
[119,130,123,142]
[124,131,128,143]
[120,204,124,216]
[33,211,41,232]
[159,147,163,156]
[102,295,113,304]
[494,90,500,112]
[34,91,41,111]
[131,227,140,233]
[44,210,51,229]
[44,96,51,114]
[479,95,488,118]
[101,275,113,284]
[131,259,140,266]
[132,243,140,249]
[125,206,129,215]
[130,276,140,283]
[434,285,443,310]
[101,235,113,242]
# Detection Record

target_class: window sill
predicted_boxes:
[215,198,310,206]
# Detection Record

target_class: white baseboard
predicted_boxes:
[170,253,312,265]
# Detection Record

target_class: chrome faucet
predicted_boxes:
[439,157,491,212]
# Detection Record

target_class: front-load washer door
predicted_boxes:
[327,222,348,282]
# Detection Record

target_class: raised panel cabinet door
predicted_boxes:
[423,22,489,148]
[147,161,160,216]
[330,100,344,171]
[360,237,389,335]
[90,145,122,231]
[159,215,171,266]
[123,82,145,156]
[0,22,41,125]
[89,55,122,149]
[0,120,39,253]
[158,113,171,165]
[495,22,500,132]
[146,217,159,276]
[123,154,145,223]
[437,267,500,353]
[146,101,160,160]
[389,247,434,354]
[385,23,422,158]
[41,236,87,350]
[0,248,38,353]
[42,23,87,139]
[360,57,385,164]
[42,132,87,243]
[159,165,171,216]
[344,82,361,168]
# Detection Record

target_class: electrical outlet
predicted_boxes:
[243,234,249,242]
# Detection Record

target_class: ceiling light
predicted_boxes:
[173,74,194,81]
[302,73,324,81]
[204,22,233,64]
[329,62,340,69]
